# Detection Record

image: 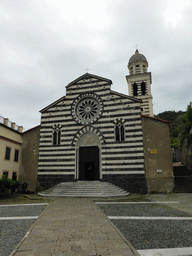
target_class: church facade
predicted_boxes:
[37,51,174,193]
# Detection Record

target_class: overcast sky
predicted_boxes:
[1,0,192,131]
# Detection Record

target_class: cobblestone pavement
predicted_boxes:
[0,204,48,256]
[11,198,139,256]
[144,193,192,215]
[96,193,192,255]
[3,193,192,256]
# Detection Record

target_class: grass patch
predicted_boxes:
[0,194,52,205]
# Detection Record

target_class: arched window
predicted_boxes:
[53,130,57,145]
[53,125,61,145]
[141,82,146,95]
[133,83,138,96]
[115,121,125,142]
[58,130,61,145]
[115,125,120,141]
[120,124,125,141]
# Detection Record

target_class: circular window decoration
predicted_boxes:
[71,93,103,125]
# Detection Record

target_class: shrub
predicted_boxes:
[0,175,22,194]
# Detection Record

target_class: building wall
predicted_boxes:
[0,124,22,179]
[19,126,40,192]
[142,115,174,193]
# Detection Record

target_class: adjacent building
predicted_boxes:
[19,125,40,192]
[0,116,23,180]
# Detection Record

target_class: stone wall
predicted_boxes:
[19,126,40,192]
[103,174,147,194]
[37,175,75,190]
[142,115,174,193]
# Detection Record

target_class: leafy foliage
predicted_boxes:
[0,175,21,194]
[155,111,185,123]
[180,103,192,144]
[155,105,192,148]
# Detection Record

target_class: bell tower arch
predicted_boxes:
[126,49,154,117]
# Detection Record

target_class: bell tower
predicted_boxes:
[126,50,153,116]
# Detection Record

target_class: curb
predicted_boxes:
[94,200,140,256]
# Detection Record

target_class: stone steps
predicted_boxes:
[174,186,192,193]
[38,181,129,197]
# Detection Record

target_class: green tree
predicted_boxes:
[155,110,185,148]
[180,103,192,144]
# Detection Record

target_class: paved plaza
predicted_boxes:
[10,198,139,256]
[3,193,192,256]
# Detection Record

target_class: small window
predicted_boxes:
[5,147,11,160]
[120,125,125,141]
[133,83,138,96]
[12,172,17,181]
[3,171,8,178]
[53,130,57,145]
[115,122,125,142]
[58,130,61,145]
[14,150,19,162]
[115,125,120,141]
[53,125,61,145]
[141,82,146,95]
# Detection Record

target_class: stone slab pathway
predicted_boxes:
[11,198,139,256]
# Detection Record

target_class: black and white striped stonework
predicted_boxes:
[38,73,146,192]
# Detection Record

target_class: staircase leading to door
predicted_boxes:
[38,181,129,197]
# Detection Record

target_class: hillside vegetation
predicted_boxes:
[155,103,192,148]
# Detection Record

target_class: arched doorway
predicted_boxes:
[79,146,99,180]
[77,132,100,180]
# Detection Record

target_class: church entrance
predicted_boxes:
[79,146,99,180]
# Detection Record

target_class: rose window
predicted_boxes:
[77,98,99,121]
[71,93,103,125]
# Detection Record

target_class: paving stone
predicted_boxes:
[12,198,139,256]
[14,251,35,256]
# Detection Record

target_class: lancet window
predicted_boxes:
[141,82,146,95]
[115,120,125,142]
[133,83,138,96]
[53,124,61,145]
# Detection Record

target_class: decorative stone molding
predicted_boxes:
[71,125,105,146]
[71,93,103,125]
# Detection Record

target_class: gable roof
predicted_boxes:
[66,73,112,88]
[22,125,40,134]
[40,73,141,113]
[141,114,170,123]
[40,96,66,113]
[111,90,142,103]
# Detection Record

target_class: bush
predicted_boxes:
[0,175,22,194]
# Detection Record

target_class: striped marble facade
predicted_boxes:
[38,73,146,191]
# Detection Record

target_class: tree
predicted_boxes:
[155,110,185,148]
[180,103,192,144]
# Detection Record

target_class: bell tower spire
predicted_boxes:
[126,50,154,117]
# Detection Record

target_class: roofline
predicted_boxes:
[22,125,40,134]
[0,123,22,135]
[66,73,112,88]
[40,96,66,113]
[141,114,170,123]
[111,90,142,102]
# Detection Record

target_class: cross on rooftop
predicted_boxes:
[135,44,139,50]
